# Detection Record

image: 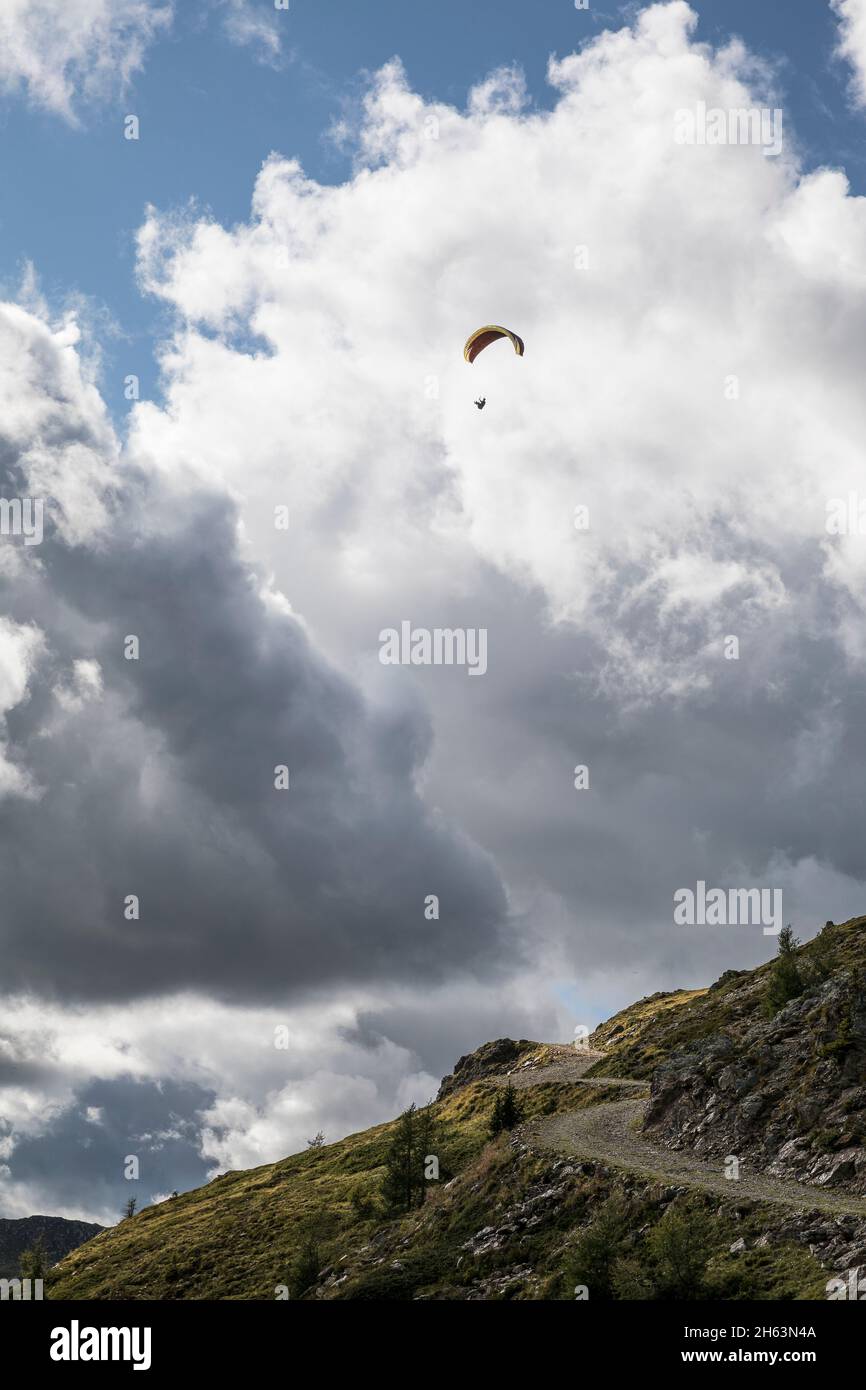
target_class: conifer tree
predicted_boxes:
[380,1103,440,1212]
[19,1240,47,1281]
[764,924,804,1014]
[489,1082,524,1137]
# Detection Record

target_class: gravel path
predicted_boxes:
[517,1053,866,1217]
[497,1047,646,1091]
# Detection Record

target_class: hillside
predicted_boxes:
[587,916,866,1190]
[47,917,866,1301]
[0,1215,104,1279]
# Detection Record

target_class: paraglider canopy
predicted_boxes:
[463,325,525,364]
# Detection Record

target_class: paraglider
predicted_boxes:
[463,324,525,365]
[464,325,523,409]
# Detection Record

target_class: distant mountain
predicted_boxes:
[48,917,866,1300]
[0,1215,104,1278]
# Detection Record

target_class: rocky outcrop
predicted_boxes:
[436,1038,539,1100]
[643,970,866,1191]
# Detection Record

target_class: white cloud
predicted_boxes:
[131,1,866,703]
[0,617,44,798]
[216,0,284,66]
[468,64,528,118]
[833,0,866,106]
[0,975,568,1218]
[54,658,104,712]
[0,0,293,123]
[0,303,117,543]
[0,0,172,123]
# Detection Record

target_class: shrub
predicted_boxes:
[645,1205,718,1299]
[489,1083,524,1138]
[287,1237,322,1299]
[19,1240,48,1281]
[764,926,804,1015]
[564,1195,635,1299]
[349,1186,377,1221]
[608,1203,720,1300]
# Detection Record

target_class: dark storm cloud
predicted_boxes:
[0,437,515,1007]
[412,548,866,998]
[343,990,563,1087]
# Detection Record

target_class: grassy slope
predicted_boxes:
[49,922,866,1301]
[588,915,866,1080]
[49,1067,584,1300]
[49,1070,826,1301]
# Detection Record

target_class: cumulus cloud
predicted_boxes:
[0,978,567,1221]
[133,4,866,704]
[0,296,514,1007]
[0,0,172,122]
[0,305,117,543]
[127,0,866,978]
[0,617,44,799]
[53,657,103,713]
[833,0,866,106]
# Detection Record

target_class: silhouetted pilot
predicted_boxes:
[475,397,486,410]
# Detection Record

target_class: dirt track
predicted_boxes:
[515,1047,866,1216]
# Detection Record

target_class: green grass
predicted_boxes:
[48,1075,832,1301]
[588,915,866,1082]
[48,1078,591,1300]
[48,916,866,1301]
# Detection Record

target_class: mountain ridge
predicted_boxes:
[0,1215,104,1279]
[46,916,866,1300]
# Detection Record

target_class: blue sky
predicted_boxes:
[0,0,862,422]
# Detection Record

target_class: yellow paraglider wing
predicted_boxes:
[463,325,525,364]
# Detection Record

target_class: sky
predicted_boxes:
[1,0,864,418]
[3,0,866,1223]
